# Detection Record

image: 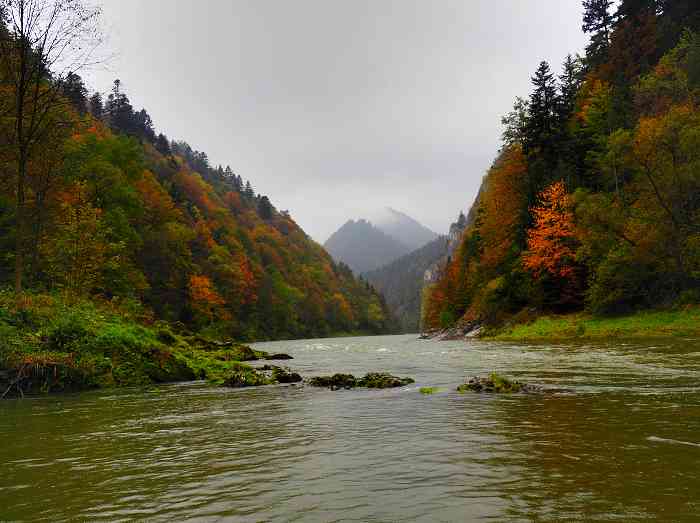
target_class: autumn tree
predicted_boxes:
[0,0,102,293]
[189,274,226,323]
[524,181,578,278]
[523,181,582,307]
[41,182,122,297]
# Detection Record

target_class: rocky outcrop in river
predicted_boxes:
[307,372,415,390]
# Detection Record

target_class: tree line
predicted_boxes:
[0,0,396,340]
[423,0,700,329]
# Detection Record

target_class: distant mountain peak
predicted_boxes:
[367,207,438,251]
[323,208,440,276]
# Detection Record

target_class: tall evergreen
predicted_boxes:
[62,72,88,114]
[88,92,103,119]
[558,55,584,121]
[615,0,659,24]
[106,79,136,135]
[525,61,558,155]
[582,0,614,66]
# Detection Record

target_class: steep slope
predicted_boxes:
[365,235,448,332]
[0,71,397,340]
[368,207,439,250]
[324,219,412,274]
[422,4,700,332]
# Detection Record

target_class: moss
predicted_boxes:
[487,308,700,341]
[308,373,357,389]
[0,290,281,397]
[457,373,524,393]
[222,363,273,388]
[308,372,415,390]
[419,386,441,394]
[358,372,415,388]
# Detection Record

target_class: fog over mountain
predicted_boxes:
[367,207,439,251]
[324,219,411,275]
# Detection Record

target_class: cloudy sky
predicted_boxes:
[85,1,589,243]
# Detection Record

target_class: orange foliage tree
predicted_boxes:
[523,181,578,279]
[479,145,528,272]
[189,274,226,322]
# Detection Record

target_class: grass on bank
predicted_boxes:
[0,290,271,396]
[486,307,700,341]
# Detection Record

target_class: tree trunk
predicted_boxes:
[14,154,26,295]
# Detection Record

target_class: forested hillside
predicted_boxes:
[424,0,700,330]
[365,235,447,332]
[0,6,395,341]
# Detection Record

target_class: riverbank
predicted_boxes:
[484,308,700,341]
[0,291,294,397]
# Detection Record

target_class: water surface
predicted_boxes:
[2,334,700,521]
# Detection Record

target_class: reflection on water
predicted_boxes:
[2,334,700,521]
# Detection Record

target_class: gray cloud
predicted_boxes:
[86,0,589,242]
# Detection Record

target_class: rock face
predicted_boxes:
[420,321,482,341]
[307,372,415,390]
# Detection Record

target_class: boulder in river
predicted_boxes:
[307,372,414,390]
[264,353,294,360]
[457,373,543,394]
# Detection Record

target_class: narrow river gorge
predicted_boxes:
[2,334,700,521]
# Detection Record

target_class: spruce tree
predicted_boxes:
[582,0,614,65]
[89,92,104,120]
[615,0,659,24]
[155,133,171,156]
[62,73,88,114]
[558,55,583,122]
[526,61,558,154]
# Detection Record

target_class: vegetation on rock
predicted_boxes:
[307,372,415,390]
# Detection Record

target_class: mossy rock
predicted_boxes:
[222,364,273,388]
[307,372,414,390]
[271,366,302,383]
[308,373,357,389]
[358,372,415,388]
[264,353,293,360]
[457,373,542,394]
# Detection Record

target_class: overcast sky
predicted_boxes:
[85,1,589,243]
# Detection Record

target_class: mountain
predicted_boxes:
[365,211,468,332]
[365,235,448,332]
[324,209,438,275]
[368,207,439,251]
[324,219,412,275]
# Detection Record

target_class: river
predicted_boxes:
[2,334,700,521]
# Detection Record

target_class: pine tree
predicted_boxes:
[106,79,136,135]
[526,61,558,154]
[133,108,155,142]
[244,181,255,200]
[258,196,273,220]
[155,133,171,156]
[582,0,614,65]
[62,73,88,114]
[615,0,659,24]
[89,92,104,120]
[558,55,584,122]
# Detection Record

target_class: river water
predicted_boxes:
[2,334,700,521]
